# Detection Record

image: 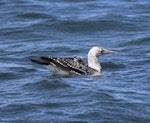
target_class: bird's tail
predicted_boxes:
[30,59,49,65]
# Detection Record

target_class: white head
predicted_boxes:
[88,46,117,72]
[88,46,117,57]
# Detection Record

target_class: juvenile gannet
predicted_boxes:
[31,46,117,76]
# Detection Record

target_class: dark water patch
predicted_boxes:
[0,103,42,122]
[31,18,139,34]
[73,111,105,122]
[129,57,150,66]
[38,79,70,89]
[6,0,30,5]
[2,0,44,11]
[0,1,6,5]
[91,90,122,103]
[1,29,45,41]
[141,58,150,64]
[117,37,150,47]
[0,103,36,113]
[15,66,36,73]
[54,0,97,2]
[129,37,150,45]
[67,49,82,54]
[50,46,72,53]
[30,44,85,57]
[17,12,51,19]
[23,78,70,91]
[1,27,30,34]
[1,28,33,41]
[0,72,21,81]
[42,102,65,108]
[49,19,138,33]
[102,62,126,70]
[132,2,150,11]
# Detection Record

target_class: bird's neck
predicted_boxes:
[88,54,101,72]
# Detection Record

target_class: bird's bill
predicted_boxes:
[102,49,117,54]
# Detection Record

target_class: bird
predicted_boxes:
[31,46,117,76]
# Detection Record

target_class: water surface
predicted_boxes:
[0,0,150,122]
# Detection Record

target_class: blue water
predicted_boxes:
[0,0,150,122]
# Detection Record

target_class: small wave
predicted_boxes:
[117,37,150,47]
[17,12,51,19]
[33,18,135,33]
[130,37,150,45]
[102,62,125,70]
[23,78,70,90]
[0,72,19,81]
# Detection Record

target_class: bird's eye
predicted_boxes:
[101,50,104,53]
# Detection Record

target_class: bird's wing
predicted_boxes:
[40,57,96,75]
